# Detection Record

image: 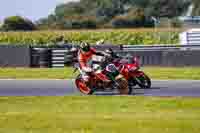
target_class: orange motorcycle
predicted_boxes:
[74,63,129,95]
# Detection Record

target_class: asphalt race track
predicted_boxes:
[0,79,200,97]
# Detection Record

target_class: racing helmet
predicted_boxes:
[80,42,90,52]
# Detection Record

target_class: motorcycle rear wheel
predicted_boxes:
[116,78,129,95]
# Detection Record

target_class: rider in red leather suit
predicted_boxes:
[78,42,106,81]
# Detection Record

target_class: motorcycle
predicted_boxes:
[112,55,151,93]
[74,57,129,95]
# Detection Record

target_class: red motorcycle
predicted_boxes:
[112,56,151,93]
[74,63,129,95]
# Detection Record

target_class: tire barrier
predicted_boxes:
[51,49,69,68]
[31,48,52,68]
[2,44,200,67]
[51,47,78,68]
[31,46,200,68]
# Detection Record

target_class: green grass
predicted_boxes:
[0,67,200,80]
[0,96,199,133]
[142,67,200,80]
[0,67,76,79]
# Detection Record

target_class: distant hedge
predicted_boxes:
[0,29,180,46]
[1,16,36,31]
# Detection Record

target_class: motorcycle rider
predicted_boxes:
[105,48,120,59]
[105,48,136,65]
[104,48,121,66]
[78,42,109,82]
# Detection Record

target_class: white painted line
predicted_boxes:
[52,61,65,63]
[52,64,65,67]
[52,57,65,60]
[52,53,65,56]
[52,50,69,53]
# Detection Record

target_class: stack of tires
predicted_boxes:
[31,48,52,68]
[31,46,78,68]
[64,47,78,66]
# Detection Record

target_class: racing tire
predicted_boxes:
[136,74,151,89]
[116,78,129,95]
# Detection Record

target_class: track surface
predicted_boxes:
[0,79,200,97]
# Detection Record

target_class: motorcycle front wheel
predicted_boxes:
[135,74,151,89]
[75,75,94,95]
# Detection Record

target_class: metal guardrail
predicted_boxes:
[30,44,200,68]
[122,44,200,51]
[2,42,200,67]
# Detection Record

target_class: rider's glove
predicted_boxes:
[82,67,93,73]
[104,53,111,57]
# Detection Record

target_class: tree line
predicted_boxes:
[1,0,199,31]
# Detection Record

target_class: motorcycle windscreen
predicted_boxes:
[105,64,120,81]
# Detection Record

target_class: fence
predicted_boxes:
[34,44,200,67]
[120,44,200,66]
[1,44,200,67]
[0,45,31,67]
[119,50,200,67]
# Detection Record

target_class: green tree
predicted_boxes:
[111,7,154,28]
[148,0,190,18]
[192,0,200,16]
[36,0,191,29]
[2,16,36,31]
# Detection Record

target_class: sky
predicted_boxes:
[0,0,79,23]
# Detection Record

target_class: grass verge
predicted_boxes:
[0,67,76,79]
[142,67,200,80]
[0,67,200,80]
[0,96,199,133]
